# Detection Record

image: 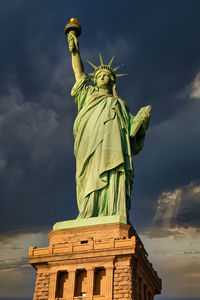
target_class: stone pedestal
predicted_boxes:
[29,220,161,300]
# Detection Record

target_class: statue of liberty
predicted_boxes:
[66,18,151,223]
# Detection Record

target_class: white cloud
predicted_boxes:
[190,72,200,98]
[154,188,182,227]
[192,184,200,194]
[152,182,200,231]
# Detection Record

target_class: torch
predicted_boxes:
[64,18,81,53]
[65,17,81,37]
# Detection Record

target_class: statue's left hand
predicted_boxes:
[140,105,151,132]
[139,109,150,133]
[142,115,150,131]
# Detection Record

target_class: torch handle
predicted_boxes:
[67,31,79,53]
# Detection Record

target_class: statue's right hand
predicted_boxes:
[67,32,78,53]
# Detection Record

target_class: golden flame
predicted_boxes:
[69,18,80,25]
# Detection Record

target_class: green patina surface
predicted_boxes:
[53,215,127,230]
[65,21,151,224]
[71,74,150,223]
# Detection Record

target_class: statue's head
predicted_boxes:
[94,69,115,91]
[87,53,127,95]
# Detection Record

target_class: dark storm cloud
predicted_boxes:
[130,94,200,229]
[0,0,200,238]
[0,80,78,234]
[176,184,200,228]
[0,2,200,300]
[76,1,200,123]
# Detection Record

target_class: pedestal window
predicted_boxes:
[56,271,69,299]
[93,268,106,296]
[74,269,87,297]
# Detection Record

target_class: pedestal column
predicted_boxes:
[87,267,95,300]
[49,272,57,300]
[67,270,76,300]
[106,266,114,300]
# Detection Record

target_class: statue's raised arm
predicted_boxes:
[65,18,84,82]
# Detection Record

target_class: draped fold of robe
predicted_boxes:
[71,74,149,222]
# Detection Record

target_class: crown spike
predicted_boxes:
[116,74,128,77]
[113,66,121,72]
[87,60,97,69]
[108,55,115,67]
[99,53,104,65]
[87,53,127,80]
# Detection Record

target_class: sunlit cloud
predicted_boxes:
[141,182,200,298]
[154,188,182,228]
[142,226,200,256]
[190,72,200,98]
[151,182,200,235]
[0,231,49,269]
[141,226,200,297]
[0,231,48,297]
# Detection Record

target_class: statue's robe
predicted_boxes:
[71,74,148,221]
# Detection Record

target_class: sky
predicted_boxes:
[0,0,200,299]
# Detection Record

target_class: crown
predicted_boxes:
[87,53,127,79]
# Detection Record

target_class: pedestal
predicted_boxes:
[29,218,161,300]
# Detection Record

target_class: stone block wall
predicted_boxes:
[113,256,133,300]
[33,272,49,300]
[113,266,133,299]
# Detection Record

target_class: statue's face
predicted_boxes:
[95,70,111,89]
